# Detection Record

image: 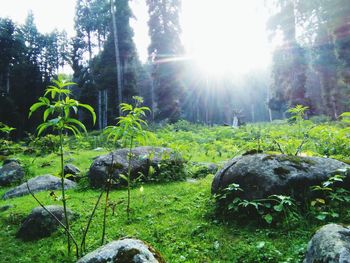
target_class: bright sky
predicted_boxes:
[0,0,272,74]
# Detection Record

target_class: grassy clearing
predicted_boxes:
[0,175,311,263]
[1,120,349,262]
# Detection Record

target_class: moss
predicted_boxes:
[115,248,140,262]
[262,155,276,161]
[276,155,316,166]
[242,149,263,156]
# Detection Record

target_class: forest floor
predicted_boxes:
[0,119,349,262]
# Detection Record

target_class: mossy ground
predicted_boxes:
[1,120,349,262]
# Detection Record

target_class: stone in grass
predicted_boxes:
[0,159,25,186]
[64,164,82,182]
[212,154,350,201]
[64,164,81,176]
[2,174,76,199]
[304,223,350,263]
[190,162,218,178]
[88,146,184,188]
[16,205,75,241]
[0,204,13,212]
[77,238,166,263]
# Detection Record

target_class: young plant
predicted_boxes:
[29,75,96,256]
[310,172,350,221]
[105,96,150,222]
[273,105,314,155]
[0,122,15,138]
[0,122,16,154]
[215,183,298,225]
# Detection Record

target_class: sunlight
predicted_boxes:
[181,0,272,75]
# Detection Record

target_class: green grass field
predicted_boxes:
[1,120,349,262]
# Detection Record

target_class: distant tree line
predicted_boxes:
[0,12,69,137]
[1,0,350,137]
[267,0,350,119]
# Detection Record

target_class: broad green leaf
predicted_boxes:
[119,174,128,182]
[79,103,96,125]
[66,118,87,133]
[263,214,273,224]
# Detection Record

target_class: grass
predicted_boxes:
[0,175,310,262]
[1,120,349,262]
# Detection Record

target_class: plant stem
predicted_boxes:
[126,136,134,222]
[59,130,71,254]
[81,189,104,254]
[26,181,80,259]
[101,155,114,245]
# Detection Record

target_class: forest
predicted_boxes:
[1,0,350,262]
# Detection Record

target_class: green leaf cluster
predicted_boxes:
[105,96,152,147]
[29,75,96,136]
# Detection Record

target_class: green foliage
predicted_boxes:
[28,76,96,258]
[310,172,350,222]
[0,122,15,137]
[5,118,350,261]
[215,183,299,226]
[0,122,18,155]
[270,105,313,155]
[287,105,308,124]
[29,75,96,137]
[105,96,151,148]
[29,134,60,154]
[105,96,151,221]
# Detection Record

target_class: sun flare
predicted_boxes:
[181,0,272,75]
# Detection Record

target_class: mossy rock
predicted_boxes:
[88,146,184,188]
[212,154,350,201]
[16,205,76,241]
[77,238,166,263]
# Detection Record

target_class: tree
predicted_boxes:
[110,0,123,116]
[146,0,184,122]
[0,18,18,95]
[267,0,308,113]
[74,0,139,129]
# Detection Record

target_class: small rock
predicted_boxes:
[64,164,80,176]
[93,147,104,151]
[304,223,350,263]
[2,174,76,199]
[77,238,165,263]
[0,204,13,212]
[190,162,218,178]
[0,160,25,186]
[16,205,75,241]
[3,159,20,165]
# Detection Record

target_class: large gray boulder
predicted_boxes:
[212,154,350,200]
[16,205,75,241]
[77,238,165,263]
[304,224,350,263]
[88,146,184,188]
[0,160,24,186]
[2,174,76,199]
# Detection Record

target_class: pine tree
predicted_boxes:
[146,0,184,122]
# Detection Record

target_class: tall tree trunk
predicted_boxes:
[104,89,108,127]
[98,90,102,130]
[87,31,92,61]
[110,0,123,116]
[5,66,10,94]
[251,103,255,122]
